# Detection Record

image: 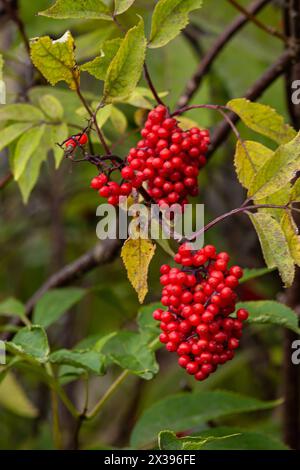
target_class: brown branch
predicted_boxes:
[227,0,288,43]
[0,171,13,190]
[143,63,165,106]
[208,48,294,157]
[1,239,122,342]
[176,0,271,109]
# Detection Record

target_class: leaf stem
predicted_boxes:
[143,63,165,106]
[186,203,293,241]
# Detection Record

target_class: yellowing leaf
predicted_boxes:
[281,212,300,267]
[39,0,111,20]
[248,212,295,288]
[228,98,296,144]
[81,38,122,80]
[30,31,80,91]
[254,184,291,221]
[103,19,147,103]
[121,237,156,303]
[0,372,38,418]
[149,0,203,49]
[248,132,300,199]
[290,178,300,202]
[234,140,273,189]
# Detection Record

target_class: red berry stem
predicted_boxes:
[143,63,165,107]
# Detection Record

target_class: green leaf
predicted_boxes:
[137,302,161,341]
[0,104,44,122]
[237,300,300,333]
[17,125,54,203]
[290,178,300,202]
[81,38,122,81]
[248,212,295,287]
[102,331,159,380]
[51,122,69,168]
[30,31,80,91]
[114,0,135,15]
[39,94,64,121]
[130,390,280,448]
[281,212,300,267]
[7,326,49,363]
[240,267,275,284]
[234,140,273,190]
[0,122,33,152]
[110,106,127,133]
[0,298,27,324]
[158,428,288,450]
[39,0,111,20]
[50,349,106,375]
[121,237,156,303]
[248,132,300,199]
[149,0,203,49]
[103,19,147,103]
[254,184,291,221]
[227,98,296,144]
[13,125,46,180]
[0,372,38,418]
[33,288,86,328]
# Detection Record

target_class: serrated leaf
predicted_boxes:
[39,94,64,121]
[158,428,288,450]
[81,38,122,80]
[149,0,203,49]
[240,267,275,284]
[114,0,135,15]
[50,349,106,375]
[281,212,300,267]
[110,106,127,133]
[234,140,273,189]
[51,122,68,168]
[33,288,86,328]
[39,0,111,20]
[30,31,80,91]
[248,212,295,287]
[130,390,280,447]
[103,19,147,103]
[0,104,44,122]
[121,237,156,303]
[0,122,33,152]
[237,300,300,334]
[0,372,38,418]
[7,326,49,363]
[228,98,296,144]
[248,132,300,199]
[13,125,46,180]
[102,331,159,379]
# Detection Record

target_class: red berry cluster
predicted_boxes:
[153,244,249,381]
[90,105,209,208]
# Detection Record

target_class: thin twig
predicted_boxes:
[177,0,271,108]
[1,0,30,54]
[143,63,165,106]
[227,0,288,43]
[0,171,13,190]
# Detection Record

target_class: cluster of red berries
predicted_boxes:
[90,105,209,208]
[153,244,249,381]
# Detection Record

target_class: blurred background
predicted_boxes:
[0,0,298,450]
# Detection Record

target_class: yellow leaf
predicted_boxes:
[30,31,79,91]
[121,237,156,303]
[281,212,300,267]
[234,140,273,189]
[228,98,296,144]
